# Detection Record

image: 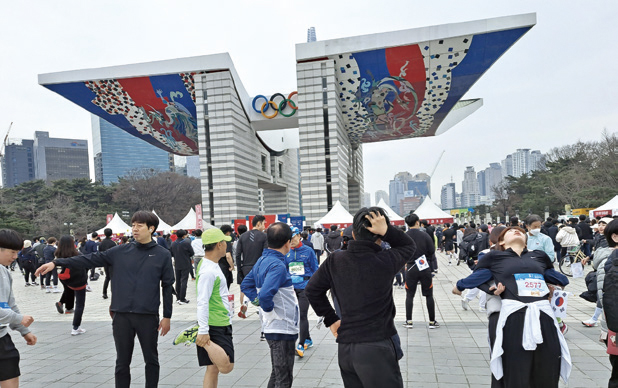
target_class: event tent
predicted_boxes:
[413,197,454,225]
[152,210,173,232]
[376,199,405,226]
[95,213,131,236]
[314,200,354,229]
[591,195,618,218]
[171,208,197,231]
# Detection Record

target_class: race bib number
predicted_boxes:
[514,273,549,297]
[289,262,305,276]
[415,255,430,271]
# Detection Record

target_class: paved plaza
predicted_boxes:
[7,251,612,387]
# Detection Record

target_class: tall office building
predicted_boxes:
[461,166,480,208]
[530,150,545,171]
[484,162,503,199]
[389,171,413,214]
[477,170,486,196]
[307,27,317,42]
[92,116,170,185]
[34,131,89,183]
[1,139,35,188]
[375,190,389,206]
[362,192,371,207]
[440,182,456,210]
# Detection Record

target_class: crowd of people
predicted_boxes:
[1,208,618,388]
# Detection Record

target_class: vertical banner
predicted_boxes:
[195,205,204,230]
[106,214,113,224]
[551,290,569,320]
[290,216,305,230]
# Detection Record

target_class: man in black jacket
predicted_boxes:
[99,228,116,300]
[305,207,416,388]
[36,211,175,388]
[235,215,267,317]
[170,229,194,305]
[579,215,594,258]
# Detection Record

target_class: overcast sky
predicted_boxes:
[1,1,616,204]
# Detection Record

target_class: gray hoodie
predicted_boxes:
[0,265,30,338]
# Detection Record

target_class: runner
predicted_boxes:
[442,223,456,265]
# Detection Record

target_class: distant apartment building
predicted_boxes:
[461,166,480,208]
[441,182,456,210]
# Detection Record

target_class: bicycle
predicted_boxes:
[558,244,587,277]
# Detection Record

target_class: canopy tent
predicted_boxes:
[95,213,131,236]
[591,195,618,218]
[376,199,405,226]
[413,197,454,225]
[314,200,354,229]
[152,210,174,233]
[171,208,197,231]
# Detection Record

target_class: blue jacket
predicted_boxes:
[240,249,299,339]
[284,243,319,290]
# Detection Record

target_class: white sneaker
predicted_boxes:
[71,327,86,336]
[582,319,598,327]
[461,298,469,311]
[45,287,52,293]
[52,287,62,293]
[479,306,487,313]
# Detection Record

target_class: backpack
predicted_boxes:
[459,232,484,263]
[58,267,88,290]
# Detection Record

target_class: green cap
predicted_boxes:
[202,228,232,245]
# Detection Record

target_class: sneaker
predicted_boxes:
[260,332,266,341]
[296,344,304,357]
[55,302,64,314]
[560,322,568,335]
[102,294,108,299]
[448,260,452,266]
[177,299,190,305]
[71,327,86,336]
[25,283,31,287]
[65,309,74,314]
[238,304,248,319]
[582,319,598,327]
[52,287,62,293]
[456,260,460,266]
[32,281,38,286]
[403,320,414,328]
[173,323,199,345]
[479,306,487,313]
[45,286,51,293]
[316,316,324,329]
[304,339,313,349]
[461,298,469,311]
[429,321,440,329]
[85,285,92,292]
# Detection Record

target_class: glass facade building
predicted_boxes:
[1,139,35,188]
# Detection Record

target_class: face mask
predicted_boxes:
[529,229,541,236]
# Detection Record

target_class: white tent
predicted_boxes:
[95,213,131,235]
[172,208,197,230]
[413,197,454,225]
[314,200,354,228]
[152,210,174,232]
[592,195,618,218]
[376,199,405,225]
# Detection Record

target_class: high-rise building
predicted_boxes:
[34,131,89,183]
[512,148,531,178]
[461,166,480,208]
[484,162,503,200]
[501,154,514,177]
[307,27,317,43]
[530,150,545,171]
[389,171,414,215]
[362,192,371,207]
[375,190,389,206]
[440,182,456,210]
[1,139,35,188]
[477,170,486,196]
[92,116,170,185]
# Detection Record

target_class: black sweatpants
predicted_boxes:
[295,289,310,346]
[45,267,58,286]
[112,312,160,388]
[266,339,295,388]
[72,288,86,330]
[338,339,403,388]
[22,262,36,283]
[59,285,75,311]
[498,309,561,388]
[405,266,435,322]
[103,265,113,296]
[175,267,190,301]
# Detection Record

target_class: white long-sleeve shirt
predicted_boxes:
[0,265,30,338]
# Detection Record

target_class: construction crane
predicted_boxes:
[0,122,13,158]
[429,150,445,179]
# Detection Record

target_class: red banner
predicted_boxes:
[195,204,203,230]
[233,219,248,234]
[106,214,113,224]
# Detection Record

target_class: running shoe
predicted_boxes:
[304,339,313,349]
[296,344,304,357]
[238,304,248,319]
[173,323,199,345]
[52,287,62,293]
[479,306,487,313]
[461,298,469,311]
[25,283,30,287]
[102,294,108,299]
[260,332,266,341]
[32,281,38,286]
[560,322,568,335]
[429,321,440,329]
[71,327,86,336]
[55,302,64,314]
[177,299,190,305]
[582,319,598,327]
[402,320,414,328]
[65,309,74,314]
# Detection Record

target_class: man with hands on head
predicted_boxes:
[36,211,175,388]
[0,229,37,388]
[305,208,416,388]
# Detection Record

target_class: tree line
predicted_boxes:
[0,169,201,239]
[486,130,617,219]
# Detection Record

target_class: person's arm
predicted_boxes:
[196,271,214,335]
[38,249,112,276]
[544,268,569,287]
[186,241,195,257]
[226,252,234,271]
[305,261,339,327]
[543,238,556,261]
[455,268,493,292]
[240,266,257,302]
[307,249,319,278]
[380,225,416,273]
[161,253,175,319]
[1,288,32,335]
[256,263,288,312]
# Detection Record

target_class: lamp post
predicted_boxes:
[63,222,73,235]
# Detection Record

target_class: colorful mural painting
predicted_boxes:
[330,27,531,146]
[44,72,207,155]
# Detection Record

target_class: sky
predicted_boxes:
[1,1,616,203]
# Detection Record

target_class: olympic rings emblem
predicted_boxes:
[252,92,298,119]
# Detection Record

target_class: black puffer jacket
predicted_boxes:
[324,231,343,253]
[603,250,618,332]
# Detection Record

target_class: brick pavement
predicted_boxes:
[6,251,612,387]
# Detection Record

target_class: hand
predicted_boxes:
[581,257,589,266]
[158,318,170,336]
[229,266,234,272]
[262,309,281,326]
[329,320,341,338]
[489,282,505,296]
[364,211,388,237]
[547,284,556,301]
[196,334,210,348]
[23,332,37,346]
[452,285,462,295]
[474,260,478,265]
[35,262,55,277]
[21,315,34,327]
